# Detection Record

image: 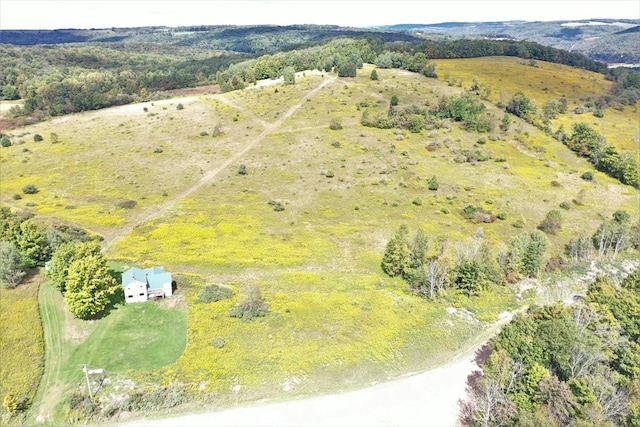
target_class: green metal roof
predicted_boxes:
[122,266,171,290]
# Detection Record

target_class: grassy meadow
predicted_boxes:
[435,57,640,154]
[0,271,44,424]
[0,58,638,422]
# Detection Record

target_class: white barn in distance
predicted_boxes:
[122,266,173,303]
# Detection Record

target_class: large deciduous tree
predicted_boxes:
[48,241,101,294]
[64,253,117,320]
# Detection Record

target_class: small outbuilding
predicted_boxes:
[122,266,173,304]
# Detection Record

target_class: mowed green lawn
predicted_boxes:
[67,299,187,373]
[26,281,186,425]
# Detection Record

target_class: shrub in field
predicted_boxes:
[228,284,269,321]
[538,209,563,235]
[212,123,224,137]
[329,118,342,130]
[33,134,43,142]
[0,136,11,147]
[428,176,439,191]
[195,284,234,304]
[581,171,594,181]
[211,337,226,348]
[22,184,38,194]
[269,200,285,212]
[237,164,248,175]
[461,205,496,223]
[123,382,190,412]
[116,200,137,209]
[506,91,537,123]
[176,103,184,110]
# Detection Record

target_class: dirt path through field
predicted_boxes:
[102,75,337,250]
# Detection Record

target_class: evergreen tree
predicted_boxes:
[538,209,563,235]
[16,219,51,268]
[381,225,412,278]
[0,241,25,288]
[453,259,486,297]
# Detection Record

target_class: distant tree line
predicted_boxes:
[1,33,612,126]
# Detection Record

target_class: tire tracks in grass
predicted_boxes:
[103,75,337,250]
[29,282,65,424]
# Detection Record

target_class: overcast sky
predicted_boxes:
[1,0,638,30]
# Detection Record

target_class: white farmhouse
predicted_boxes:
[122,266,173,303]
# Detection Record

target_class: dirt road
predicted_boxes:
[123,347,478,427]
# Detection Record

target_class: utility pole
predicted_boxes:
[83,364,93,400]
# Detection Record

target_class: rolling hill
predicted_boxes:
[1,55,638,424]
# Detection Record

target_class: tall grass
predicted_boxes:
[0,271,44,424]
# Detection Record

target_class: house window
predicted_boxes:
[139,293,145,296]
[127,295,133,299]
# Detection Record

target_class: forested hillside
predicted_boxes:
[387,19,640,64]
[1,26,617,127]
